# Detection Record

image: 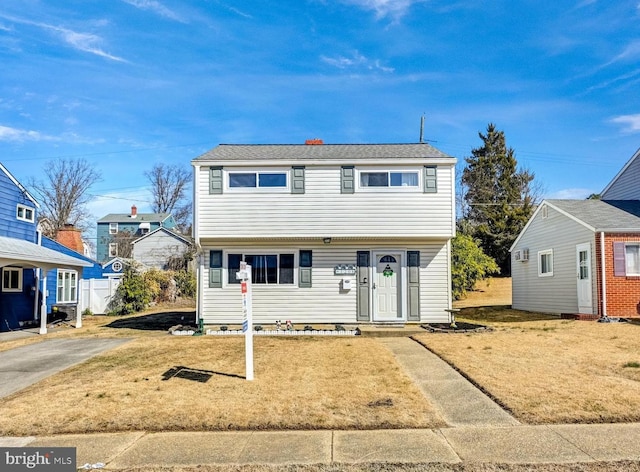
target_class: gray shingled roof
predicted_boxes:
[0,235,93,269]
[97,213,171,223]
[547,199,640,231]
[193,143,452,162]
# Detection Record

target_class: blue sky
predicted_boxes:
[1,0,639,223]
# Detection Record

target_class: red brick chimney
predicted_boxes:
[56,224,84,254]
[130,205,137,218]
[305,138,323,145]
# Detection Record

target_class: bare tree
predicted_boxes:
[144,163,192,233]
[29,158,101,238]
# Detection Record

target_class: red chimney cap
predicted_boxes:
[305,139,323,145]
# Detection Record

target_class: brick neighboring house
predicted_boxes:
[96,205,177,263]
[511,147,640,319]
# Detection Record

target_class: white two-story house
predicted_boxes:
[192,142,457,325]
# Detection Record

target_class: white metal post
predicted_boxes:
[39,273,48,335]
[237,262,254,381]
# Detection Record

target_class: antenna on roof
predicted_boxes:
[419,114,437,144]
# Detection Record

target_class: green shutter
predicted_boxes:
[291,166,305,194]
[407,251,420,321]
[299,250,312,287]
[424,166,437,193]
[209,250,223,288]
[209,166,223,194]
[356,251,370,321]
[341,166,355,194]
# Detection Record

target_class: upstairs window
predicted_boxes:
[109,222,118,234]
[228,171,288,189]
[359,170,420,189]
[16,204,35,223]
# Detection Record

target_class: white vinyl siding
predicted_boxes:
[200,241,450,325]
[131,231,190,270]
[511,204,596,315]
[197,165,455,239]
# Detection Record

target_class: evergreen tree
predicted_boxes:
[461,123,537,275]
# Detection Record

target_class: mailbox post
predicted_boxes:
[236,262,254,381]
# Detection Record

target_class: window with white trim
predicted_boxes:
[16,204,35,223]
[360,171,419,188]
[625,244,640,276]
[109,243,118,257]
[538,249,553,277]
[57,270,77,303]
[227,253,295,285]
[227,171,288,190]
[109,222,118,234]
[2,267,23,292]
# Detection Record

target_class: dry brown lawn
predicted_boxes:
[416,310,640,424]
[3,276,640,437]
[0,324,444,436]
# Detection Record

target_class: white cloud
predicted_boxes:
[120,0,184,22]
[321,51,394,72]
[610,114,640,133]
[0,125,53,142]
[56,27,126,62]
[340,0,423,19]
[0,13,125,62]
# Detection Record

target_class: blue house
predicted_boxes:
[0,162,92,333]
[41,236,105,318]
[96,205,176,262]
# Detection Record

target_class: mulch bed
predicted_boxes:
[421,321,492,333]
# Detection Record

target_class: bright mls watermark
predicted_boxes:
[1,448,76,472]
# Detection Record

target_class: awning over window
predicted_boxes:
[138,222,151,230]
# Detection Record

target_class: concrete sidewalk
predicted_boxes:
[2,424,640,468]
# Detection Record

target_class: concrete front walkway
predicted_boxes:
[379,337,519,427]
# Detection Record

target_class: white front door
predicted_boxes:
[373,253,402,321]
[576,243,593,314]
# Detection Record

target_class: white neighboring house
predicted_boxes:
[131,227,193,270]
[511,147,640,319]
[192,142,457,325]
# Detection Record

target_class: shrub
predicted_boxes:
[174,270,196,298]
[108,266,152,315]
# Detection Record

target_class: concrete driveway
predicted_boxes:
[0,338,130,398]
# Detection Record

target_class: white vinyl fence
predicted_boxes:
[79,278,120,315]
